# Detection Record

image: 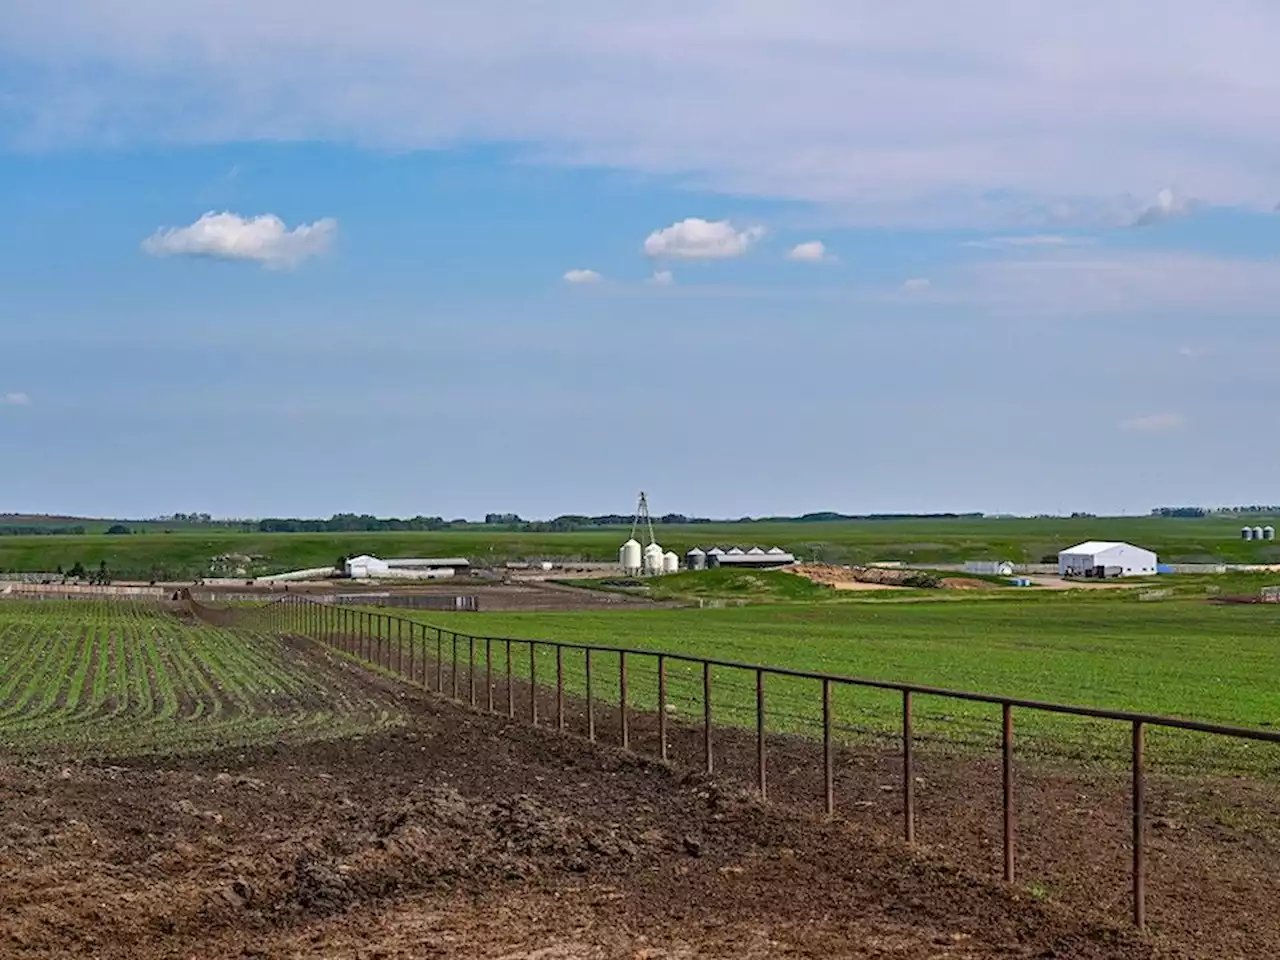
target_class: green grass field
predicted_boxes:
[0,601,403,756]
[3,514,1280,579]
[382,592,1280,775]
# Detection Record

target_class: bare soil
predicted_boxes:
[2,646,1274,959]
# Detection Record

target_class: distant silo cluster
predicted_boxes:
[619,492,682,577]
[1239,525,1275,541]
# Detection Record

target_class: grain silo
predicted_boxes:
[1254,527,1266,541]
[686,548,706,570]
[643,543,665,575]
[662,551,679,574]
[1242,527,1255,541]
[620,539,642,574]
[1265,526,1277,541]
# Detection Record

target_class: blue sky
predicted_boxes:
[1,2,1279,520]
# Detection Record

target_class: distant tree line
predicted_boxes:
[1152,506,1280,517]
[0,525,86,535]
[255,514,451,533]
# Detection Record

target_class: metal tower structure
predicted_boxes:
[630,491,657,548]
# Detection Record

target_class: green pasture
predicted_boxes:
[379,593,1280,775]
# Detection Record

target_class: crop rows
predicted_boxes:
[0,600,405,756]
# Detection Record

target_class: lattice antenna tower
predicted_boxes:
[629,491,656,548]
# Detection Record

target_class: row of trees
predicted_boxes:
[1152,506,1280,518]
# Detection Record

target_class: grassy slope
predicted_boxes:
[398,594,1280,773]
[3,515,1280,577]
[426,599,1280,723]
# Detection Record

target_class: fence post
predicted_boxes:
[756,669,767,800]
[506,638,514,717]
[408,620,415,681]
[704,662,713,774]
[620,651,629,750]
[903,690,915,844]
[451,633,459,700]
[1133,720,1146,931]
[556,645,565,732]
[468,635,476,706]
[1003,702,1015,882]
[529,642,538,726]
[823,678,834,816]
[585,649,595,742]
[658,654,668,761]
[436,631,444,693]
[486,638,493,712]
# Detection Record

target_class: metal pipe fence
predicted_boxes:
[191,592,1280,934]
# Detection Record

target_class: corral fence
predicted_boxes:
[183,591,1280,934]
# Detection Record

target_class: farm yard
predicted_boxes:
[4,589,1280,957]
[3,512,1280,581]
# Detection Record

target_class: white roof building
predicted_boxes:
[343,555,469,580]
[1057,541,1157,578]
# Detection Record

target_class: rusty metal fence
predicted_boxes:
[190,592,1280,933]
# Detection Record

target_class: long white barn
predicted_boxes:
[343,555,470,580]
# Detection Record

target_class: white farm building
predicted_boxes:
[343,555,470,580]
[1057,541,1157,579]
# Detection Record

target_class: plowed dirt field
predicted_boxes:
[1,646,1240,960]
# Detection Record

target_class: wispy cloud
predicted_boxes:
[142,211,336,269]
[962,234,1090,250]
[901,277,932,291]
[1131,187,1196,227]
[786,240,834,262]
[959,250,1280,315]
[643,218,765,260]
[1,392,30,406]
[1119,413,1184,432]
[563,268,602,284]
[646,269,674,285]
[7,4,1280,225]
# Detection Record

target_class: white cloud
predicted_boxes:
[647,269,674,285]
[563,268,602,284]
[785,240,834,262]
[1178,344,1210,360]
[1131,188,1196,226]
[901,277,932,291]
[643,218,765,260]
[7,4,1280,225]
[962,234,1089,249]
[141,211,336,269]
[1,392,30,406]
[1119,413,1185,432]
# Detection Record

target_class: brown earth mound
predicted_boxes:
[1,697,1179,959]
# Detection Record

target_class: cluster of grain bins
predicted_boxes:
[619,540,679,576]
[684,546,797,570]
[1240,526,1277,541]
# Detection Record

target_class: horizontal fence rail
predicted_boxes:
[184,591,1280,934]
